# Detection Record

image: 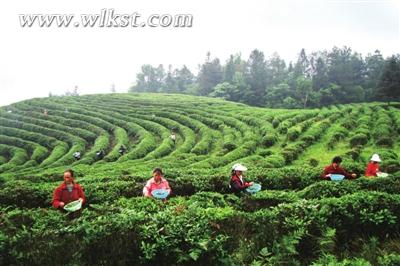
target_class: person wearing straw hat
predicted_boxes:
[170,131,177,145]
[52,169,85,210]
[365,154,381,177]
[118,145,127,155]
[73,151,81,160]
[143,168,172,198]
[230,163,253,194]
[96,149,105,160]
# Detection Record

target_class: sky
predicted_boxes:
[0,0,399,107]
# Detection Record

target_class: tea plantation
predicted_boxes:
[1,93,400,265]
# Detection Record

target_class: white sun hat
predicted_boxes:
[232,163,248,171]
[370,154,381,162]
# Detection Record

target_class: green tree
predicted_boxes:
[294,48,311,78]
[312,57,329,90]
[130,64,165,92]
[267,52,287,87]
[365,50,385,100]
[223,55,236,83]
[296,76,313,108]
[223,54,245,84]
[283,96,299,108]
[197,52,223,96]
[161,65,195,93]
[209,82,238,100]
[265,82,293,108]
[327,46,365,102]
[245,49,269,106]
[211,72,250,103]
[176,65,195,93]
[164,65,177,93]
[377,56,400,102]
[319,83,341,106]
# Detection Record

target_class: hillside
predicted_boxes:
[1,93,400,265]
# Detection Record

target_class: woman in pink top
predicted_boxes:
[143,168,172,198]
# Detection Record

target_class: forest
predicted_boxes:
[130,47,400,108]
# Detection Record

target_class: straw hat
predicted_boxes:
[370,154,381,162]
[232,163,248,171]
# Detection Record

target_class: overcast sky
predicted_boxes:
[0,0,399,107]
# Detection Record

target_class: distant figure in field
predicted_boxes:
[43,109,48,116]
[143,168,171,199]
[118,145,127,155]
[365,154,381,177]
[230,163,253,194]
[170,132,177,145]
[321,156,357,180]
[96,150,105,160]
[73,151,81,160]
[52,169,85,213]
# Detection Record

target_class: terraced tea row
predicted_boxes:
[1,95,399,181]
[1,94,400,265]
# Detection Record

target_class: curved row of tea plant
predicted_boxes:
[1,93,400,265]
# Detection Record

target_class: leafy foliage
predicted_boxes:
[0,94,400,265]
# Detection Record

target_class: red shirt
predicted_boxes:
[52,182,86,209]
[321,164,352,180]
[230,174,251,192]
[365,162,379,177]
[143,177,171,197]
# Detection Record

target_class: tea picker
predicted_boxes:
[143,168,172,200]
[73,151,81,160]
[321,156,357,181]
[229,163,261,194]
[96,150,105,160]
[52,169,86,217]
[365,154,388,178]
[118,145,127,155]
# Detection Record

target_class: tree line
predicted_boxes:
[129,47,400,108]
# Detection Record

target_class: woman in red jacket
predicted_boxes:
[52,169,85,210]
[365,154,381,177]
[230,163,253,194]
